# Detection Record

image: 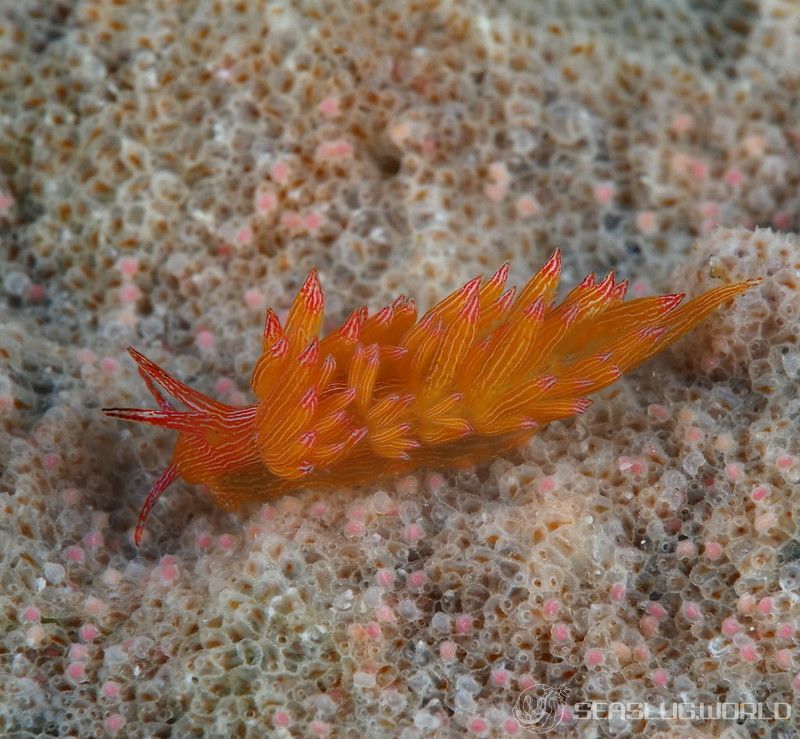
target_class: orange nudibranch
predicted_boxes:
[103,251,759,545]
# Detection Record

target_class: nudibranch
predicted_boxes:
[103,251,758,544]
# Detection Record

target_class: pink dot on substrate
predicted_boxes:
[504,718,521,734]
[404,523,424,543]
[102,680,121,700]
[309,501,328,518]
[639,615,658,638]
[26,283,46,302]
[218,533,235,550]
[67,661,87,682]
[699,201,720,220]
[593,181,615,204]
[119,283,140,304]
[537,476,556,494]
[772,211,791,230]
[517,673,536,691]
[69,643,88,661]
[610,583,626,601]
[83,531,103,549]
[43,453,61,471]
[309,719,332,737]
[646,602,667,619]
[214,377,235,396]
[705,541,723,560]
[750,483,770,502]
[739,644,759,662]
[651,668,670,688]
[647,403,670,421]
[551,623,571,643]
[490,668,509,687]
[375,604,396,623]
[365,622,381,639]
[100,356,119,374]
[440,640,457,661]
[484,182,507,202]
[195,532,212,549]
[682,601,702,621]
[690,159,709,180]
[757,597,773,614]
[271,160,289,183]
[21,606,40,624]
[684,426,704,443]
[776,453,797,471]
[618,456,646,475]
[725,463,744,482]
[376,568,394,587]
[584,649,604,667]
[722,618,741,636]
[235,225,253,245]
[75,348,96,365]
[396,474,419,495]
[104,714,126,734]
[281,210,303,229]
[671,113,694,133]
[675,541,698,559]
[455,615,473,635]
[407,571,427,590]
[701,354,720,372]
[543,599,560,618]
[26,625,46,648]
[515,195,539,217]
[425,472,446,494]
[318,96,340,117]
[195,330,215,350]
[631,279,650,298]
[755,512,776,533]
[347,506,365,522]
[255,189,277,214]
[65,545,85,563]
[635,210,657,234]
[724,167,743,186]
[273,710,291,728]
[304,211,324,231]
[775,649,793,670]
[344,520,365,537]
[79,623,100,642]
[158,559,179,583]
[468,716,488,734]
[777,623,794,640]
[85,597,108,617]
[700,218,719,234]
[0,191,15,210]
[228,390,247,406]
[315,139,354,161]
[117,257,139,277]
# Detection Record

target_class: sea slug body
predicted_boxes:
[103,251,758,544]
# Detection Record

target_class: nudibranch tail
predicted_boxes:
[104,255,760,545]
